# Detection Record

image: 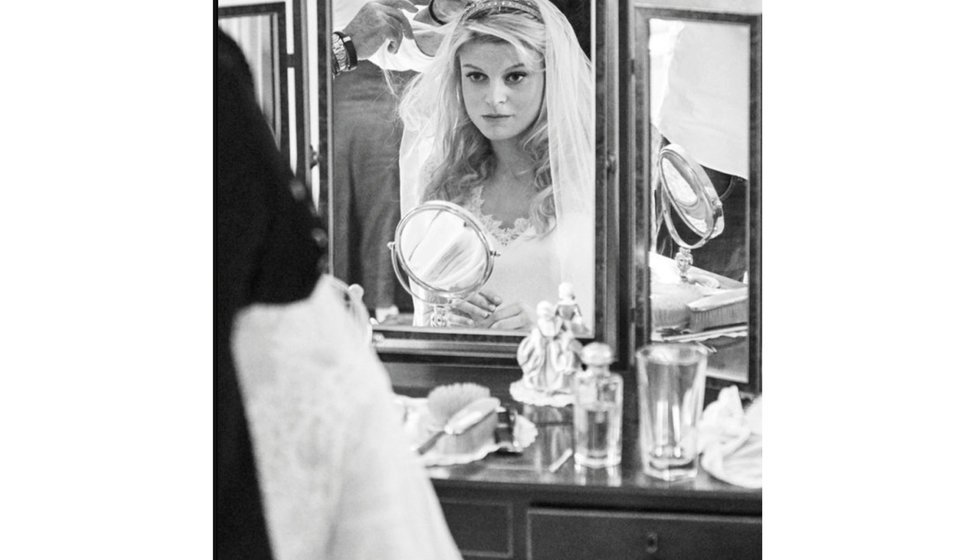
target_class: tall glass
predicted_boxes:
[636,342,708,481]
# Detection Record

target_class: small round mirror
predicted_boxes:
[657,143,725,282]
[388,201,498,326]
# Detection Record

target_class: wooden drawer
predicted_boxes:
[527,508,761,560]
[441,499,515,558]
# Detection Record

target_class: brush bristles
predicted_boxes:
[687,300,748,332]
[426,383,492,426]
[438,414,498,456]
[426,383,497,456]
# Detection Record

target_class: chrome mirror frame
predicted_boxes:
[389,201,498,326]
[657,143,726,282]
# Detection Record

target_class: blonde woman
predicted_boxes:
[399,0,595,331]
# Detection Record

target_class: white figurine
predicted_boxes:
[554,282,587,336]
[517,300,582,395]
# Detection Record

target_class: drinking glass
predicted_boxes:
[636,342,708,481]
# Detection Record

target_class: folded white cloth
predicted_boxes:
[697,386,762,488]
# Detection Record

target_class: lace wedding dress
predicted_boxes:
[464,186,561,322]
[232,276,462,560]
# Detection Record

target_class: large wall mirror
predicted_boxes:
[319,1,623,361]
[219,0,311,185]
[630,0,761,394]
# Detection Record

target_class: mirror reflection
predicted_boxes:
[329,0,595,335]
[645,14,755,386]
[660,144,724,245]
[390,201,499,328]
[396,203,494,295]
[649,17,749,284]
[218,12,284,146]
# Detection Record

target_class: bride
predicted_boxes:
[397,0,594,331]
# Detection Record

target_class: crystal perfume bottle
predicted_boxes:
[573,342,623,468]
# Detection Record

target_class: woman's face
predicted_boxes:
[458,40,544,143]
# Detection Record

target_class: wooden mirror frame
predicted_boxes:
[316,0,628,367]
[627,0,762,395]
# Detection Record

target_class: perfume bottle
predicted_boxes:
[573,342,623,468]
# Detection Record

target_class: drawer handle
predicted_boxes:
[645,531,659,555]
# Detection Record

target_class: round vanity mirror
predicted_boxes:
[657,143,725,282]
[388,201,499,327]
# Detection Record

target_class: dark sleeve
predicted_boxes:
[215,27,325,560]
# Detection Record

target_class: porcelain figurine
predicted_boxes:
[517,300,582,396]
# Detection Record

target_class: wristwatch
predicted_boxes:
[331,31,357,76]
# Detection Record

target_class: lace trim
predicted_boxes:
[467,186,532,247]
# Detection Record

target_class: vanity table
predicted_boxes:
[313,0,764,556]
[389,362,761,560]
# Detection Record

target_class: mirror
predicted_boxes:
[632,1,761,393]
[321,0,620,359]
[657,143,725,284]
[649,142,748,335]
[218,0,310,185]
[389,201,499,327]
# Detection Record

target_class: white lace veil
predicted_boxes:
[399,0,596,330]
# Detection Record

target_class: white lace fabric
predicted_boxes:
[232,276,462,560]
[465,185,533,247]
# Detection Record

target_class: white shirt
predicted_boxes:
[653,21,750,178]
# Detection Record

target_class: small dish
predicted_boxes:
[394,395,538,467]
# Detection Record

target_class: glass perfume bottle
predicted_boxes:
[573,342,623,468]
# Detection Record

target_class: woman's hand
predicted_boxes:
[450,289,502,323]
[442,289,532,330]
[485,302,533,331]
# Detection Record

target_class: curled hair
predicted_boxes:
[399,10,555,234]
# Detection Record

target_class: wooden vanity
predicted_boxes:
[388,361,762,560]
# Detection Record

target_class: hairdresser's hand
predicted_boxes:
[343,0,418,58]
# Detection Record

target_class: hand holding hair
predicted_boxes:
[343,0,418,58]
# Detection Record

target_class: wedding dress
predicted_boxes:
[232,276,462,560]
[398,0,595,331]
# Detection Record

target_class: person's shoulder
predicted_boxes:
[217,27,254,89]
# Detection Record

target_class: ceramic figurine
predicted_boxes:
[517,300,582,395]
[554,281,587,336]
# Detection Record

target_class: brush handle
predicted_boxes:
[415,430,446,456]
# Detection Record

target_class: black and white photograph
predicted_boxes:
[216,0,761,558]
[7,0,979,558]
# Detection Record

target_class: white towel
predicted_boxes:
[698,386,762,488]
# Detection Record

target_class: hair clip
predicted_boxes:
[428,1,447,26]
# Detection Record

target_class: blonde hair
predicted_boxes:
[399,11,555,234]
